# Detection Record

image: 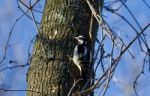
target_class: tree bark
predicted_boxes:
[27,0,100,96]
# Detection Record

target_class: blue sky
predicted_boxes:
[0,0,150,96]
[100,0,150,96]
[0,0,44,96]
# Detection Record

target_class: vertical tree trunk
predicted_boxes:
[27,0,100,96]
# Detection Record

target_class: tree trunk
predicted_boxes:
[27,0,100,96]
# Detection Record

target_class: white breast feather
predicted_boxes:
[73,46,82,74]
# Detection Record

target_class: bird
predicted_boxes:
[73,35,91,82]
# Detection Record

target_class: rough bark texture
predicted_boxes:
[27,0,99,96]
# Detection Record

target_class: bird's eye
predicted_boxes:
[79,37,84,40]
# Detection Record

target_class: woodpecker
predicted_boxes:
[73,35,91,82]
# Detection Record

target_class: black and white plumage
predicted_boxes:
[73,35,91,81]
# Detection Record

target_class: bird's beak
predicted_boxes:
[74,37,78,40]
